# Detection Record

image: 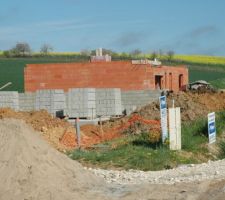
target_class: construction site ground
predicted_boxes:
[0,91,225,151]
[0,91,225,199]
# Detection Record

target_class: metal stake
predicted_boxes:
[75,118,81,148]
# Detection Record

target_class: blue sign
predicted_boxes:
[208,112,216,144]
[208,122,216,135]
[160,96,167,110]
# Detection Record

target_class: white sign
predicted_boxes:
[169,107,181,150]
[208,112,216,144]
[159,96,168,142]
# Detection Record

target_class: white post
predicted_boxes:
[169,107,181,150]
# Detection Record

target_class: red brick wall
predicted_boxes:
[24,61,188,92]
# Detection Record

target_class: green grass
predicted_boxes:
[210,78,225,89]
[189,69,225,83]
[68,111,225,171]
[69,138,195,171]
[181,118,208,152]
[218,141,225,159]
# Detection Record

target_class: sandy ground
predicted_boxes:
[0,119,110,200]
[1,119,225,200]
[121,180,225,200]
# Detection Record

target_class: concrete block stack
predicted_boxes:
[67,88,96,118]
[35,90,66,116]
[0,88,162,118]
[0,91,19,110]
[96,88,122,116]
[19,92,35,111]
[121,90,161,115]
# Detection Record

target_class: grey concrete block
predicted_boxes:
[0,91,19,110]
[121,90,161,115]
[67,88,96,118]
[35,89,66,116]
[96,88,122,116]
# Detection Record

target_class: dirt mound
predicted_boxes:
[0,108,122,150]
[138,91,225,121]
[0,119,111,200]
[100,91,225,142]
[0,108,76,150]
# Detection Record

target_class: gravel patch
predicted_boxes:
[87,159,225,185]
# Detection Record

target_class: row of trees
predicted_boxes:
[81,48,175,61]
[2,42,175,61]
[3,42,53,57]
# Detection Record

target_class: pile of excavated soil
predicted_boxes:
[0,119,111,200]
[0,108,76,150]
[0,108,122,150]
[98,91,225,142]
[138,91,225,121]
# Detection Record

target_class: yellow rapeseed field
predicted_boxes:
[174,55,225,65]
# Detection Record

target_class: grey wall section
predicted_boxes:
[0,91,19,110]
[96,88,122,116]
[19,92,35,111]
[35,90,66,116]
[121,90,161,115]
[0,89,161,118]
[67,88,96,118]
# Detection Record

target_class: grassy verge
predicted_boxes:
[68,137,195,171]
[68,111,225,171]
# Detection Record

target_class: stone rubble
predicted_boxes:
[87,159,225,185]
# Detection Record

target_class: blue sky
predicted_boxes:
[1,0,225,55]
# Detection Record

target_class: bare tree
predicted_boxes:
[167,50,175,62]
[158,49,164,59]
[40,44,53,55]
[150,51,158,60]
[80,49,91,56]
[130,49,142,57]
[12,42,31,56]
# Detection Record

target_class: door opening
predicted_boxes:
[179,74,184,90]
[155,75,163,89]
[169,73,172,91]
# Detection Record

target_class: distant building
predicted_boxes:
[90,48,111,62]
[24,49,188,92]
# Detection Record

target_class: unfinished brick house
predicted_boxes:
[24,59,188,92]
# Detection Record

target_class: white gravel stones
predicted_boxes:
[88,159,225,185]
